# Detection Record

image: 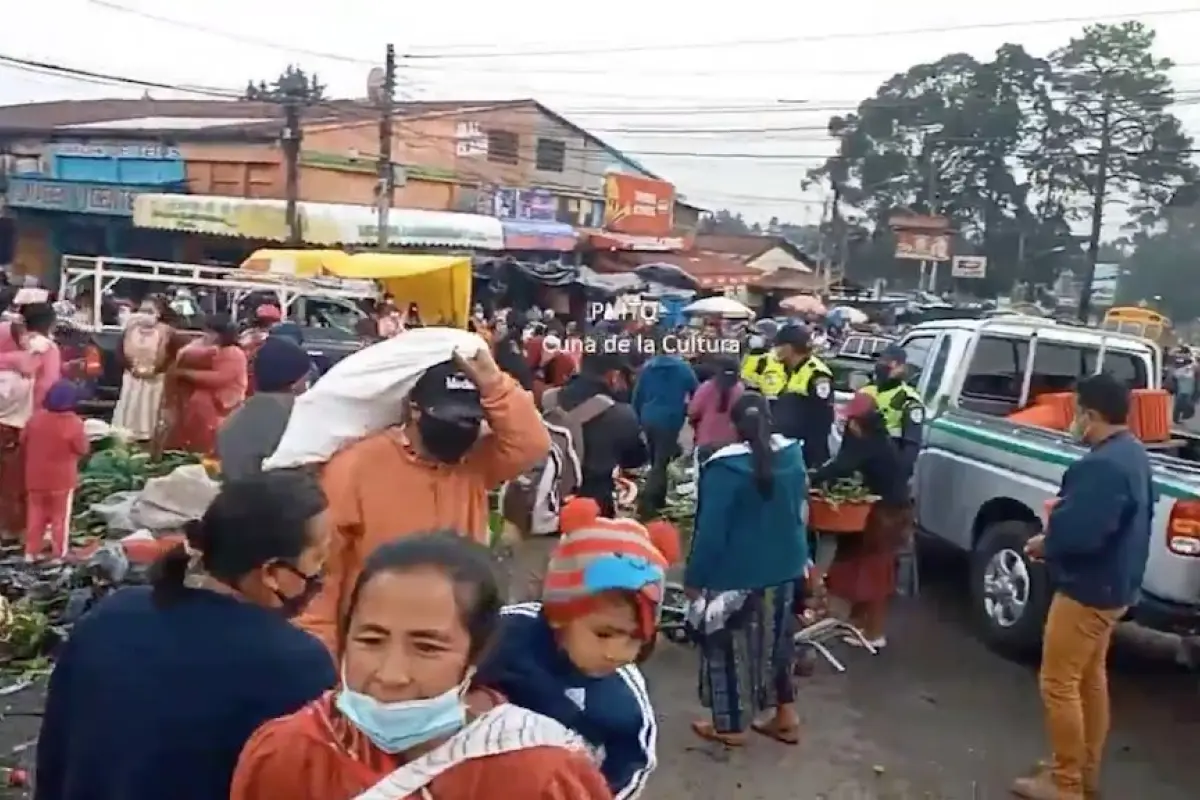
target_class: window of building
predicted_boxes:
[535,138,566,172]
[486,129,519,166]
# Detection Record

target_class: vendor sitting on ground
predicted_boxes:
[808,390,912,650]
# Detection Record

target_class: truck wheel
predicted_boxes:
[970,519,1050,655]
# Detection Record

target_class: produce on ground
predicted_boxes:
[72,439,201,540]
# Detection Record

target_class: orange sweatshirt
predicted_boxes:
[297,372,549,651]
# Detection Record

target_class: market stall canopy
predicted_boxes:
[780,294,827,315]
[241,249,472,326]
[828,305,869,325]
[594,250,758,290]
[683,296,754,319]
[134,194,505,250]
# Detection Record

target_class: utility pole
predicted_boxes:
[924,137,939,293]
[375,44,397,249]
[1078,97,1112,324]
[830,179,844,283]
[282,96,302,245]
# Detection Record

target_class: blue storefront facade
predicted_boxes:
[3,140,187,286]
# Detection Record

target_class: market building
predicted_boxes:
[0,97,703,279]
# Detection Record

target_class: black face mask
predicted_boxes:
[874,364,901,388]
[271,563,324,619]
[418,413,481,463]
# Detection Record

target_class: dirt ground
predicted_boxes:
[3,560,1198,800]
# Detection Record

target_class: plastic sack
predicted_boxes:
[89,490,141,532]
[131,464,220,530]
[263,327,487,470]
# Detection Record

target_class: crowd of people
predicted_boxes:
[0,273,1159,800]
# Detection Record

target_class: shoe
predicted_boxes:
[1010,773,1084,799]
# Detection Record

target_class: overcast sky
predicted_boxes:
[2,0,1200,227]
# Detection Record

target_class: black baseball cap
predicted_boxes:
[878,344,907,364]
[775,324,812,348]
[410,361,483,423]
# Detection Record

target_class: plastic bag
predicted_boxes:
[89,491,141,532]
[131,464,220,530]
[263,327,487,470]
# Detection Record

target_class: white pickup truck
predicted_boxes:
[891,316,1200,652]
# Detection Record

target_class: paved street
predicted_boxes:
[4,561,1197,799]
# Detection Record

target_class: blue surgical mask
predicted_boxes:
[335,673,470,754]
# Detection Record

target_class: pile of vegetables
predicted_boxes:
[809,474,878,506]
[72,439,201,539]
[655,460,696,544]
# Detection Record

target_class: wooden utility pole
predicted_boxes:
[1078,97,1112,323]
[375,44,397,249]
[282,97,302,245]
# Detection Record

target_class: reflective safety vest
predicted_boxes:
[740,353,786,397]
[781,355,833,399]
[862,382,924,438]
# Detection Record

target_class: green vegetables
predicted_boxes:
[72,440,202,538]
[0,597,50,663]
[809,474,878,506]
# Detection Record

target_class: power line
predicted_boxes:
[82,1,1200,65]
[0,54,241,99]
[401,9,1200,59]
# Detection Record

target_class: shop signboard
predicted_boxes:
[492,187,557,222]
[133,194,291,240]
[889,212,952,262]
[6,177,144,216]
[603,174,675,236]
[951,255,987,278]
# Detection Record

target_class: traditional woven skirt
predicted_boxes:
[697,582,797,735]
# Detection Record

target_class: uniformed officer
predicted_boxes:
[861,344,925,476]
[771,324,834,467]
[740,334,786,398]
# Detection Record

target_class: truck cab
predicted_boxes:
[896,316,1200,652]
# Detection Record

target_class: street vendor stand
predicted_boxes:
[241,250,473,327]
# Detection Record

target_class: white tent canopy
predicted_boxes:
[683,296,754,319]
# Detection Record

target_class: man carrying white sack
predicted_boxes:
[295,342,550,653]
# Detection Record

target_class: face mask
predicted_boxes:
[874,364,900,387]
[336,675,469,754]
[417,413,480,463]
[271,563,324,619]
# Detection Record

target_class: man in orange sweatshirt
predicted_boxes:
[296,345,550,651]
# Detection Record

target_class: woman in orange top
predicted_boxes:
[231,532,611,800]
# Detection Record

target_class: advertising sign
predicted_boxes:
[894,229,951,262]
[6,177,144,216]
[603,173,675,236]
[951,255,987,278]
[133,195,290,240]
[492,187,557,222]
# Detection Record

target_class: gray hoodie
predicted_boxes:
[216,393,296,480]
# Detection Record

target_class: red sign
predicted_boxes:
[604,174,675,236]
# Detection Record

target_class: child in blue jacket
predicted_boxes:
[475,498,679,800]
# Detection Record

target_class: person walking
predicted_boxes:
[1013,373,1153,800]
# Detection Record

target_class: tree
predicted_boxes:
[1047,21,1197,320]
[243,64,326,103]
[697,209,754,235]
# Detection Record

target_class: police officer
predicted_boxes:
[861,344,925,476]
[739,333,785,397]
[772,324,834,467]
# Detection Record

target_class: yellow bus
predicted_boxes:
[1102,306,1171,343]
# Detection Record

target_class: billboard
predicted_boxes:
[603,173,675,236]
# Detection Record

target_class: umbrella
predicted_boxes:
[780,294,827,315]
[828,305,868,325]
[683,296,754,319]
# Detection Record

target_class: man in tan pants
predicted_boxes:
[1013,374,1151,800]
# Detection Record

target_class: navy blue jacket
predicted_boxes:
[685,435,810,591]
[632,354,698,433]
[1046,430,1154,610]
[474,603,657,799]
[35,587,335,800]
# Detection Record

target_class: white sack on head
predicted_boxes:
[263,327,487,470]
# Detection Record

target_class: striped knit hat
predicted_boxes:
[541,498,680,641]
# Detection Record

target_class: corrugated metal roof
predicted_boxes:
[58,116,275,130]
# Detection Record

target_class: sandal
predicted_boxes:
[751,719,801,745]
[690,720,746,747]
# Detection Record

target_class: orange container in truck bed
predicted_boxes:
[1128,389,1171,443]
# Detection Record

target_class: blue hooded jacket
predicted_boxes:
[684,435,810,591]
[631,354,698,433]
